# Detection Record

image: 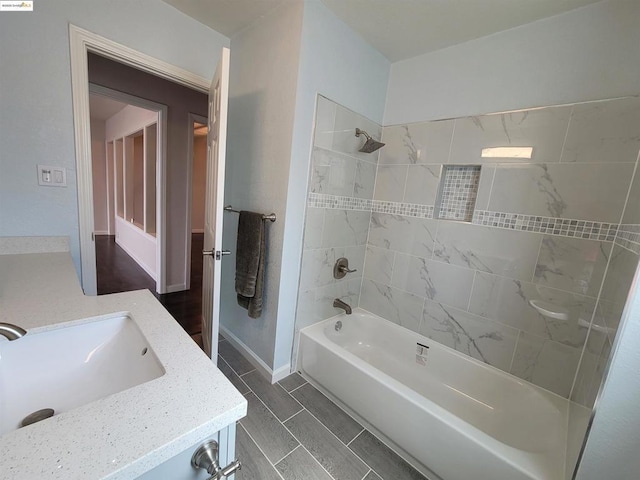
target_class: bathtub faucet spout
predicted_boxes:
[333,298,352,315]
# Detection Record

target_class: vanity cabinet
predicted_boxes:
[136,423,237,480]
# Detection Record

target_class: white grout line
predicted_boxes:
[466,270,477,312]
[237,367,257,377]
[281,408,304,425]
[360,469,373,480]
[287,381,308,395]
[558,106,573,163]
[508,330,521,373]
[237,423,287,480]
[347,428,366,447]
[272,444,302,466]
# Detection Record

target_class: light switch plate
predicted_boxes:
[37,165,67,187]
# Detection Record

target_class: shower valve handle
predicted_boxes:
[339,265,357,274]
[334,257,357,279]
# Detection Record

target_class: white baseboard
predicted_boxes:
[219,325,291,384]
[166,283,187,293]
[272,364,292,383]
[94,230,109,236]
[115,238,156,281]
[191,228,204,234]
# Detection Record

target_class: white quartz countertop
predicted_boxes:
[0,251,247,479]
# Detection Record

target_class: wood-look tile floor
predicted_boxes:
[218,338,428,480]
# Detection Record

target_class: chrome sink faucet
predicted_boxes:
[333,298,352,315]
[0,323,27,341]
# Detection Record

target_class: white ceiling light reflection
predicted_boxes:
[481,147,533,159]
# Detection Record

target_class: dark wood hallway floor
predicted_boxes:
[96,234,204,345]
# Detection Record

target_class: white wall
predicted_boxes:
[276,0,390,371]
[105,105,157,140]
[90,119,108,235]
[384,0,640,125]
[0,0,228,278]
[105,105,158,279]
[220,0,304,371]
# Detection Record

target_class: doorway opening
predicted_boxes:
[71,25,229,358]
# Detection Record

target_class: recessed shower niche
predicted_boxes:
[434,164,481,222]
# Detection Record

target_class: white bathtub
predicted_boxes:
[298,309,570,480]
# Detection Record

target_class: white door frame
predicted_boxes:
[185,112,209,290]
[69,24,209,295]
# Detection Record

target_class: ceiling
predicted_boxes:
[162,0,287,38]
[89,95,128,121]
[162,0,602,62]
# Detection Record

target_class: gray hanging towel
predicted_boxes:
[235,211,265,318]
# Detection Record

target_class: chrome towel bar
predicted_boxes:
[224,205,276,222]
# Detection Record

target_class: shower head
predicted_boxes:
[355,128,385,153]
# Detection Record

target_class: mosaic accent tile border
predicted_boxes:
[436,165,480,222]
[473,210,618,241]
[308,193,434,218]
[616,224,640,255]
[308,193,620,242]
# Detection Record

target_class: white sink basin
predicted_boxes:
[0,314,165,435]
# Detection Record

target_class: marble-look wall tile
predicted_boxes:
[595,244,640,341]
[299,243,363,293]
[314,95,337,150]
[561,97,640,164]
[363,245,394,284]
[332,103,382,162]
[534,236,611,297]
[584,337,612,407]
[338,245,366,285]
[368,213,437,259]
[449,106,572,164]
[321,209,370,248]
[354,159,377,199]
[299,247,340,290]
[403,164,441,205]
[309,148,358,197]
[303,208,324,249]
[621,164,640,225]
[420,300,519,371]
[379,120,454,165]
[309,163,330,195]
[391,253,474,310]
[510,332,582,397]
[316,277,363,317]
[487,163,634,222]
[468,272,595,348]
[474,165,496,210]
[433,222,541,281]
[570,346,600,408]
[296,289,322,332]
[360,279,424,333]
[373,165,407,202]
[599,244,640,308]
[296,277,362,332]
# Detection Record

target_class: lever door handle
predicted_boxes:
[203,250,232,259]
